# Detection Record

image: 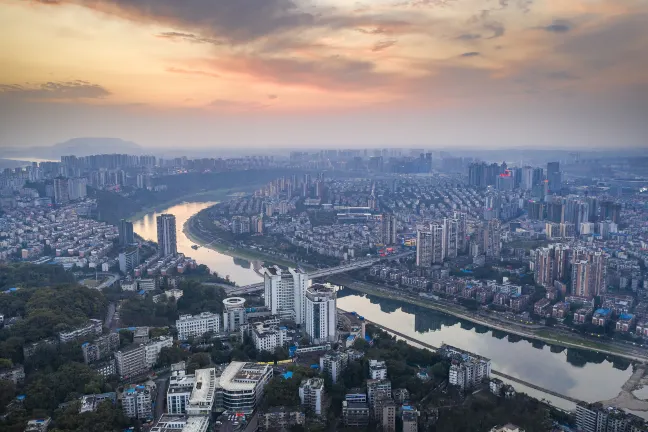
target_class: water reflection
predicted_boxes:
[131,201,263,286]
[337,288,632,403]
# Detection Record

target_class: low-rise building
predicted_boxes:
[0,365,25,385]
[533,298,552,317]
[186,368,218,416]
[79,392,116,413]
[592,308,612,326]
[91,357,116,377]
[24,418,51,432]
[367,379,392,408]
[176,312,221,341]
[81,333,120,364]
[258,407,305,432]
[342,401,370,427]
[216,362,273,415]
[402,406,419,432]
[490,424,525,432]
[58,319,103,343]
[574,307,593,324]
[392,388,410,404]
[617,314,636,333]
[251,322,287,352]
[552,301,570,320]
[167,369,195,414]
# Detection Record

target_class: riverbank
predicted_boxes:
[335,277,648,363]
[183,207,316,272]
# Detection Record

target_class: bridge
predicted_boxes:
[223,251,415,294]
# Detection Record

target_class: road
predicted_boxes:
[104,302,116,329]
[95,272,119,290]
[154,376,169,421]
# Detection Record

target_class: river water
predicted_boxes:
[132,201,642,413]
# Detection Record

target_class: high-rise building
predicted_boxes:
[454,211,467,253]
[299,378,326,416]
[81,333,120,364]
[443,217,458,259]
[367,379,392,409]
[402,407,419,432]
[416,224,444,267]
[571,249,607,299]
[262,266,309,324]
[381,214,397,246]
[223,297,246,332]
[53,177,70,204]
[547,162,561,192]
[68,177,87,201]
[115,345,147,379]
[520,166,534,190]
[119,248,139,274]
[157,214,177,257]
[119,219,135,246]
[443,345,491,390]
[176,312,220,341]
[231,216,251,234]
[484,219,501,258]
[534,244,570,288]
[305,284,337,344]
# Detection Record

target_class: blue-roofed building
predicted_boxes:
[617,313,636,332]
[592,308,612,326]
[282,371,293,379]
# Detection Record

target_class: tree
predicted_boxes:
[187,352,211,373]
[156,346,189,367]
[0,379,16,414]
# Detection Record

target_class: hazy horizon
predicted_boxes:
[1,0,647,149]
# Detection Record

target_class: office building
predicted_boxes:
[320,351,348,384]
[119,247,139,273]
[119,219,134,246]
[122,384,154,420]
[369,360,388,380]
[176,312,221,341]
[262,266,310,324]
[216,362,273,414]
[167,370,195,414]
[484,219,502,258]
[381,214,397,245]
[223,297,246,332]
[299,378,326,416]
[81,333,120,364]
[547,162,561,192]
[305,284,337,344]
[157,214,177,257]
[54,177,70,204]
[150,414,210,432]
[186,368,219,416]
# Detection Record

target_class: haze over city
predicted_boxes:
[1,0,647,149]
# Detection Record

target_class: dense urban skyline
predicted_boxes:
[1,0,647,149]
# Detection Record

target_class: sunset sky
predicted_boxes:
[0,0,646,149]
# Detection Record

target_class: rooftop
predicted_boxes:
[188,368,217,405]
[219,362,271,392]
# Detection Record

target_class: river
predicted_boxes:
[132,201,643,414]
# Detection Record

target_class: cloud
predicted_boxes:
[545,71,579,81]
[459,52,480,57]
[372,40,397,52]
[543,21,573,33]
[457,33,481,41]
[39,0,315,44]
[166,67,220,78]
[0,80,111,100]
[156,32,222,45]
[267,94,278,100]
[484,21,505,38]
[209,99,271,111]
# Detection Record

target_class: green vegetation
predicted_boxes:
[0,263,75,291]
[119,280,227,327]
[263,366,318,409]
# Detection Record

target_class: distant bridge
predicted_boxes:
[223,251,415,294]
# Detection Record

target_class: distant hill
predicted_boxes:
[0,137,142,159]
[50,137,142,157]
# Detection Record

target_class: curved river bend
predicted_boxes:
[132,201,644,414]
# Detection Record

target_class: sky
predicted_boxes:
[0,0,647,150]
